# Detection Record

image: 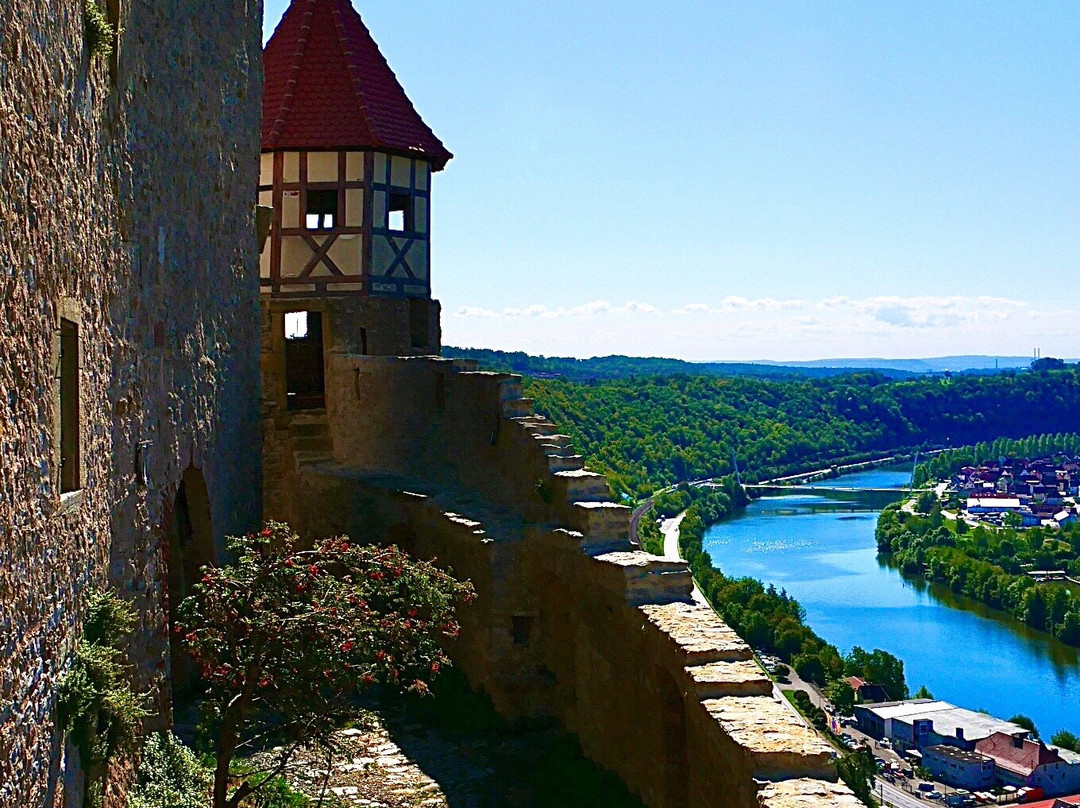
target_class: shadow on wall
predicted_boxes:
[164,466,214,706]
[382,670,647,808]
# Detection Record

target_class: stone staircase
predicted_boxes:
[288,408,333,467]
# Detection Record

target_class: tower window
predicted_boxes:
[59,318,80,493]
[305,189,338,230]
[388,192,412,232]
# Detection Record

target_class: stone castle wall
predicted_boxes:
[0,1,263,805]
[271,356,861,808]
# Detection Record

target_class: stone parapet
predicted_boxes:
[273,356,859,808]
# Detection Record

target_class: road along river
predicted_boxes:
[703,466,1080,737]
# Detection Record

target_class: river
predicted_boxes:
[703,465,1080,737]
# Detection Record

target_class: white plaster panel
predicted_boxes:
[345,190,363,227]
[345,152,365,182]
[260,153,274,186]
[372,189,386,228]
[372,235,395,277]
[260,246,271,278]
[281,192,300,229]
[374,153,387,183]
[409,241,429,280]
[258,190,272,208]
[415,197,428,234]
[281,236,313,277]
[415,160,429,191]
[283,152,300,183]
[307,151,338,183]
[327,236,361,275]
[391,156,411,188]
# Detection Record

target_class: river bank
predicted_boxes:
[702,465,1080,739]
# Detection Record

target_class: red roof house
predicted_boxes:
[977,732,1062,779]
[262,0,452,168]
[1019,795,1080,808]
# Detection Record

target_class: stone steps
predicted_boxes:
[685,660,773,699]
[591,550,695,604]
[536,435,573,451]
[288,410,332,465]
[501,397,533,418]
[290,421,329,439]
[294,450,333,466]
[518,418,560,436]
[548,454,585,472]
[291,435,331,453]
[571,501,631,541]
[552,469,609,503]
[497,379,524,402]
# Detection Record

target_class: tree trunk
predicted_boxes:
[213,716,239,808]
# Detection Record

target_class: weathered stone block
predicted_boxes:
[640,601,754,664]
[756,779,863,808]
[701,696,837,780]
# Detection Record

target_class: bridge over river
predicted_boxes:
[743,483,921,495]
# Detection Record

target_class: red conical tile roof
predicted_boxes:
[262,0,452,169]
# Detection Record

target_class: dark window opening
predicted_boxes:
[410,298,429,350]
[306,189,338,230]
[512,615,533,647]
[59,318,80,493]
[435,373,446,410]
[358,327,368,356]
[285,311,325,410]
[389,192,412,232]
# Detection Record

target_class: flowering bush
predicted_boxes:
[175,521,474,808]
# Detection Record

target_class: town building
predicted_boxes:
[952,457,1080,529]
[976,733,1080,797]
[843,675,891,704]
[854,700,1029,752]
[923,745,996,791]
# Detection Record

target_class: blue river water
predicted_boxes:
[703,466,1080,736]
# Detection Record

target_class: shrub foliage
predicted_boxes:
[176,521,474,808]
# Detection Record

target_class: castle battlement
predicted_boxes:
[2,0,858,805]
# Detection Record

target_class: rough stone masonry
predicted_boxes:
[0,0,263,804]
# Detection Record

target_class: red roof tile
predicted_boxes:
[262,0,452,169]
[975,732,1062,778]
[1020,795,1080,808]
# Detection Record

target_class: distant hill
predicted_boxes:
[442,347,920,382]
[751,355,1047,374]
[443,348,1068,382]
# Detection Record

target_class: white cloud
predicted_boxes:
[569,300,613,317]
[454,305,499,318]
[447,294,1078,361]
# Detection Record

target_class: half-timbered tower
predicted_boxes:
[259,0,451,379]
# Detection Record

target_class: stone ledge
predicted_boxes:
[639,601,753,664]
[702,696,836,780]
[756,778,863,808]
[686,660,773,698]
[592,551,694,604]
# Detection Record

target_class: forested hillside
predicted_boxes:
[524,367,1080,497]
[444,347,916,382]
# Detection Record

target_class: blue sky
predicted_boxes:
[263,1,1080,361]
